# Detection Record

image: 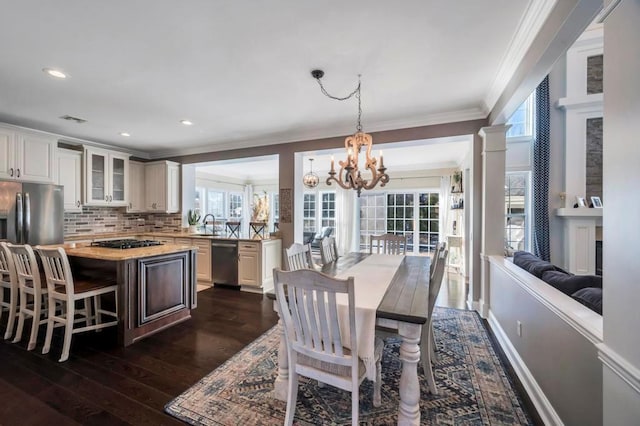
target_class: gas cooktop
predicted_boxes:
[91,239,163,249]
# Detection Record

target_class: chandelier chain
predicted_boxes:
[315,75,363,132]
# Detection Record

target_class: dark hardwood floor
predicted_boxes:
[0,287,279,425]
[0,273,542,426]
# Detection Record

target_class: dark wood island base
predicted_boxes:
[66,245,197,347]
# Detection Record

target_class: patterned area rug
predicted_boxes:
[165,307,533,425]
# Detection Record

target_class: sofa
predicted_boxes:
[304,226,334,250]
[513,251,602,314]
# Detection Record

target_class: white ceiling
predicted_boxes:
[0,1,543,155]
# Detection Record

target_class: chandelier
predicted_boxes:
[302,158,319,188]
[311,69,389,196]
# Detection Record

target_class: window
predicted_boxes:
[272,193,280,224]
[359,194,386,250]
[228,193,243,220]
[506,94,534,138]
[206,190,225,218]
[387,193,415,251]
[359,191,440,254]
[417,192,439,253]
[505,172,529,251]
[321,192,336,228]
[303,193,316,232]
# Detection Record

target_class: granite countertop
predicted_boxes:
[64,230,281,243]
[64,243,197,261]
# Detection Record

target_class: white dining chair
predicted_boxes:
[422,248,448,394]
[37,246,118,362]
[283,243,315,271]
[8,244,49,350]
[369,233,406,255]
[0,242,19,340]
[273,268,382,426]
[319,236,338,265]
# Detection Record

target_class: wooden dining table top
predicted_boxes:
[270,252,431,325]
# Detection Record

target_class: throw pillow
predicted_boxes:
[541,270,603,296]
[513,251,557,278]
[572,287,603,315]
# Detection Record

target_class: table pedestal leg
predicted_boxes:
[397,322,422,426]
[273,302,289,401]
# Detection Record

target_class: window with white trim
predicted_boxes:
[505,172,530,251]
[303,193,316,232]
[321,192,336,228]
[507,94,534,138]
[228,193,243,220]
[359,194,386,250]
[206,190,225,218]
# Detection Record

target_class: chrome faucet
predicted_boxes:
[202,214,216,235]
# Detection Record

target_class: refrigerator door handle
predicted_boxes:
[24,193,30,244]
[16,193,23,244]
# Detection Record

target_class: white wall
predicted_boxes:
[602,0,640,423]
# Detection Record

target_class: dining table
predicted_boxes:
[268,252,431,426]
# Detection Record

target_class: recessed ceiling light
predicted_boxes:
[43,68,68,79]
[120,132,131,137]
[180,120,194,126]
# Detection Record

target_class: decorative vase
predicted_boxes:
[189,225,198,233]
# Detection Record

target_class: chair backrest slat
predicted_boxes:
[36,247,75,297]
[8,245,39,286]
[370,233,407,255]
[284,243,315,271]
[429,249,448,313]
[320,237,338,265]
[0,243,17,289]
[274,269,354,363]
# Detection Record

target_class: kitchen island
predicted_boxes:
[65,243,197,347]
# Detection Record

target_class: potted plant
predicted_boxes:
[187,209,201,233]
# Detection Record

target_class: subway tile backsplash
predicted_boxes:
[64,207,183,236]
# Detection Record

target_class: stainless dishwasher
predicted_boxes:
[211,241,239,286]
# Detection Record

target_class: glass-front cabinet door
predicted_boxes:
[109,152,128,205]
[84,147,129,206]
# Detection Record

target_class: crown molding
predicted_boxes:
[483,0,558,113]
[149,107,486,159]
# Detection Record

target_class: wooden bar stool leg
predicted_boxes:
[12,290,27,344]
[27,295,42,351]
[94,295,103,332]
[59,297,74,362]
[4,288,18,340]
[84,297,93,328]
[42,295,55,355]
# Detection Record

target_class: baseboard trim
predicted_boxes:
[478,299,489,318]
[598,343,640,395]
[488,311,564,426]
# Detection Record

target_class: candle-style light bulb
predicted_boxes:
[330,155,335,172]
[379,150,384,168]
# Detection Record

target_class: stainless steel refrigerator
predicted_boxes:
[0,181,64,245]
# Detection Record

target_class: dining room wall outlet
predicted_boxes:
[516,321,523,337]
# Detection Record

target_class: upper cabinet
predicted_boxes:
[57,148,83,212]
[128,161,145,212]
[84,147,129,206]
[144,161,180,213]
[0,126,56,183]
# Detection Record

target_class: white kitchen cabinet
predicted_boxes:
[128,161,145,212]
[238,239,281,292]
[84,147,129,206]
[176,237,211,283]
[238,242,260,287]
[57,148,83,212]
[0,126,56,183]
[144,161,180,213]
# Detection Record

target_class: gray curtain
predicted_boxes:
[532,76,550,261]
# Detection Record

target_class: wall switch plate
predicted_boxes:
[517,321,523,337]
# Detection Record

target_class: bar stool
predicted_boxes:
[8,244,49,350]
[0,242,19,340]
[37,247,118,362]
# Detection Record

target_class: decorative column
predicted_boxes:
[479,125,508,318]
